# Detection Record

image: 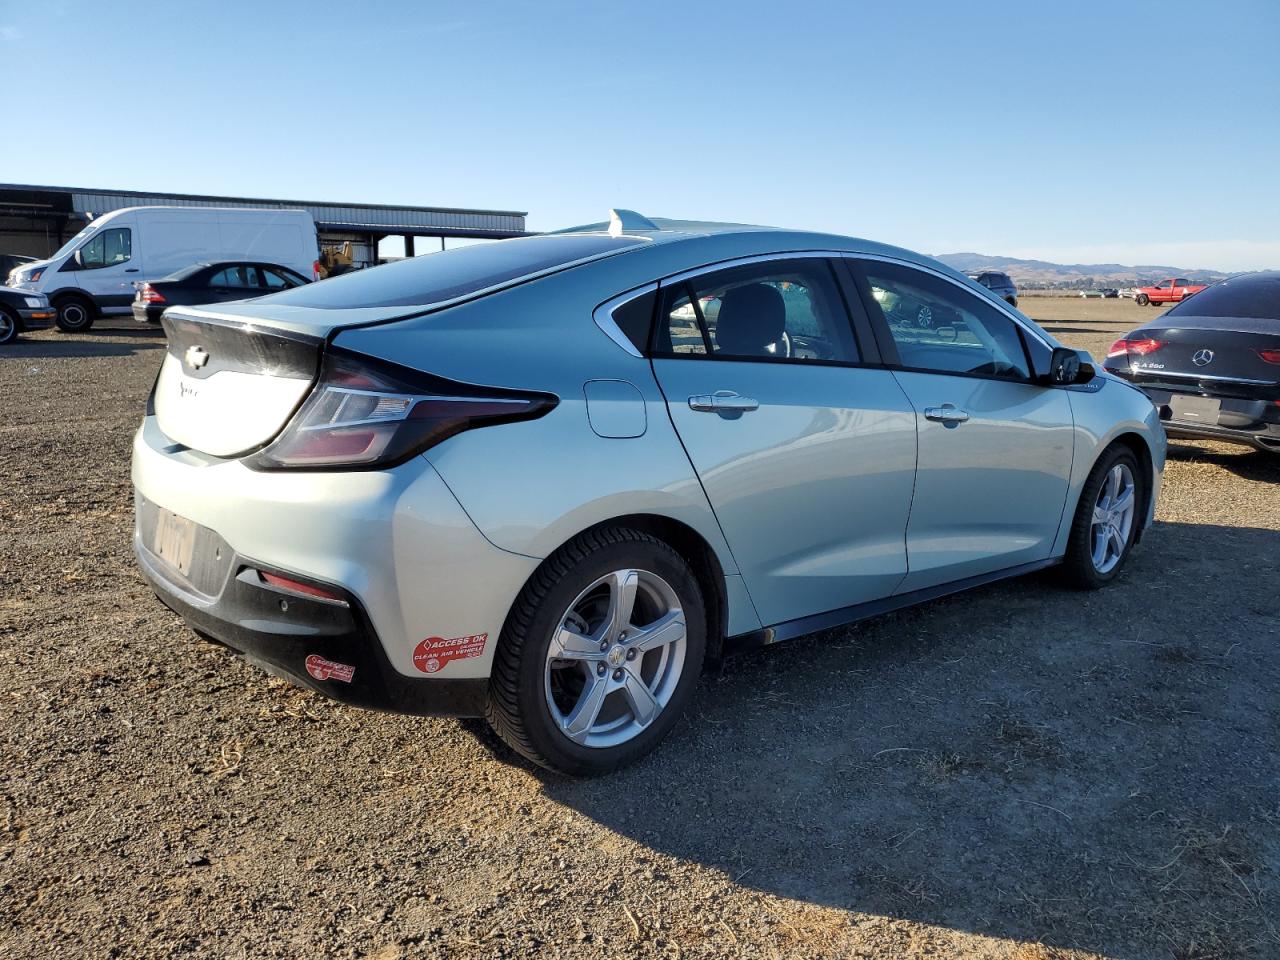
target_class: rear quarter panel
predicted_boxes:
[332,262,765,636]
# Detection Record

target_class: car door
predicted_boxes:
[649,256,918,628]
[66,221,139,312]
[204,265,262,304]
[848,257,1074,592]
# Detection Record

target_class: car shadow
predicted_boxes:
[1167,441,1280,482]
[0,326,165,360]
[483,520,1280,958]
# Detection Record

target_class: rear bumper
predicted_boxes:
[1111,380,1280,452]
[131,416,541,685]
[132,302,163,323]
[135,530,488,715]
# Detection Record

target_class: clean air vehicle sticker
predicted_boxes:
[412,634,488,674]
[305,655,356,683]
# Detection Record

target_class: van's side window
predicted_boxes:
[79,228,132,269]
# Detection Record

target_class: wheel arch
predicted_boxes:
[1078,430,1156,544]
[524,513,731,664]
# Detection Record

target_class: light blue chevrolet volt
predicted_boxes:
[132,210,1165,774]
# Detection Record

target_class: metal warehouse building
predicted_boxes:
[0,183,528,269]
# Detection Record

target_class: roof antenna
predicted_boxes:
[608,208,659,236]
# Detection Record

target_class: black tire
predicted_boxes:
[54,295,96,332]
[0,306,19,345]
[1005,295,1018,308]
[1135,293,1150,306]
[484,527,707,776]
[1059,445,1144,590]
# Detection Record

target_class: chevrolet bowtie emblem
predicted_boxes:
[184,345,210,370]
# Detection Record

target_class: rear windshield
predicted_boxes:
[161,263,212,282]
[261,234,644,310]
[1166,273,1280,321]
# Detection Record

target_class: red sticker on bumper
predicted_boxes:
[412,633,488,674]
[305,654,356,683]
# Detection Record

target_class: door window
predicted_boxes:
[659,259,859,363]
[261,267,304,289]
[860,260,1031,380]
[209,266,262,288]
[78,228,132,269]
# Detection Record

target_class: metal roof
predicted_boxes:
[0,183,528,239]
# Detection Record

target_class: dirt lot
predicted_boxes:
[1,299,1277,960]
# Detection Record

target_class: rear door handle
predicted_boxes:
[125,268,139,272]
[923,404,970,425]
[689,391,760,414]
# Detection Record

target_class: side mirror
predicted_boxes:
[1048,347,1094,385]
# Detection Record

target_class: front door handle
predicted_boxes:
[923,404,970,425]
[689,391,760,414]
[125,268,140,273]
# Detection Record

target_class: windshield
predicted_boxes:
[262,234,644,310]
[49,223,99,262]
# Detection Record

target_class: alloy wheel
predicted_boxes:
[544,568,687,749]
[1090,463,1136,573]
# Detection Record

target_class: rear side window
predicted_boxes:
[658,259,858,363]
[210,266,261,288]
[1166,274,1280,320]
[262,235,644,309]
[860,260,1030,380]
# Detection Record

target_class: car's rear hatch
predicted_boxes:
[149,232,653,457]
[1118,316,1280,398]
[151,306,386,457]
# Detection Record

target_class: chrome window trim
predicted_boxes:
[654,250,1052,351]
[592,282,657,358]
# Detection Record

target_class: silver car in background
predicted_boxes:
[132,210,1165,775]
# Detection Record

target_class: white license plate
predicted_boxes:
[1170,394,1221,424]
[153,509,197,575]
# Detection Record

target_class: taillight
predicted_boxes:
[1256,348,1280,365]
[1108,337,1165,359]
[313,259,321,280]
[245,349,557,470]
[140,283,166,303]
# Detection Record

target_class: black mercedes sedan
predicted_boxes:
[1103,271,1280,453]
[132,261,311,323]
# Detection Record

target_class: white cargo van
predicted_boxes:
[7,207,318,332]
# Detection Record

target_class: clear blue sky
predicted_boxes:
[3,0,1278,270]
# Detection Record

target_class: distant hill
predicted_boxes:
[936,252,1230,288]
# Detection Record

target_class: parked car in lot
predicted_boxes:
[0,285,55,344]
[1080,288,1119,299]
[1104,271,1280,453]
[132,211,1166,774]
[132,261,312,323]
[7,206,319,333]
[0,253,35,279]
[966,270,1018,307]
[1133,277,1206,306]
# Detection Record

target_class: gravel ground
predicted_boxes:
[1,299,1277,960]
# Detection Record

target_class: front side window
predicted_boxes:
[659,259,858,363]
[1155,280,1172,289]
[78,228,132,269]
[261,267,305,289]
[860,260,1030,380]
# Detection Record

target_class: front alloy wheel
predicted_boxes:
[1089,462,1136,574]
[485,527,706,775]
[1061,445,1144,589]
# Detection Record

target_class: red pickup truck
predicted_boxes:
[1133,277,1206,306]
